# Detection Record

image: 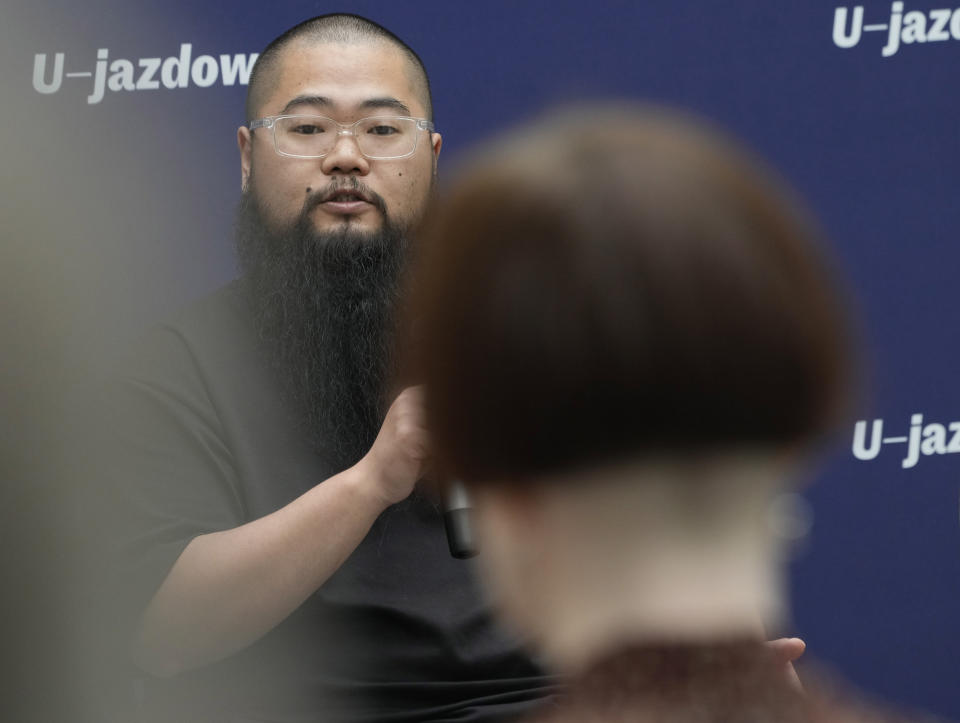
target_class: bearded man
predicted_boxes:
[107,14,555,723]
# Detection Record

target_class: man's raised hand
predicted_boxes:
[357,386,431,507]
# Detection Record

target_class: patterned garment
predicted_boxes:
[525,641,946,723]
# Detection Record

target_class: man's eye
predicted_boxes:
[291,124,325,135]
[368,125,399,136]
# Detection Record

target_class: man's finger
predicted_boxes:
[765,637,806,693]
[766,637,806,664]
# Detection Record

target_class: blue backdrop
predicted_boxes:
[5,1,959,719]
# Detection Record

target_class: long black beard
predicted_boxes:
[235,188,407,473]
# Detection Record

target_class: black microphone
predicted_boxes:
[406,318,476,558]
[442,480,478,559]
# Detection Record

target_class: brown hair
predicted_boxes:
[400,104,853,484]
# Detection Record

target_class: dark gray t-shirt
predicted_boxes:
[106,281,555,723]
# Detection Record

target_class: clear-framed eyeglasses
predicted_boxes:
[248,114,435,160]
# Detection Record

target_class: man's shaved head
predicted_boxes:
[245,13,433,122]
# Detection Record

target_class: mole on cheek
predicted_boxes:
[306,187,312,193]
[398,172,403,177]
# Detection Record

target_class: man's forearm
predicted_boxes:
[131,459,389,677]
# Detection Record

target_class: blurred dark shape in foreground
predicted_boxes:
[400,103,945,722]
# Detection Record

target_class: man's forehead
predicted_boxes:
[264,39,425,117]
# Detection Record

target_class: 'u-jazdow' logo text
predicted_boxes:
[834,2,960,56]
[33,44,258,104]
[853,414,960,468]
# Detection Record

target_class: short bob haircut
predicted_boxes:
[400,104,853,485]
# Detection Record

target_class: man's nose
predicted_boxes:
[321,131,370,175]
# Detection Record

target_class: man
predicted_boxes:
[106,14,804,723]
[107,14,554,723]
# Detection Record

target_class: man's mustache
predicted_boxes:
[302,178,389,217]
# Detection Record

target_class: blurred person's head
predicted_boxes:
[235,14,442,471]
[401,103,853,671]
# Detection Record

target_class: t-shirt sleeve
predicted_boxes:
[102,323,246,619]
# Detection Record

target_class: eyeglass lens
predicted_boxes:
[275,116,420,158]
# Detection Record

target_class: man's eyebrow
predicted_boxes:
[279,95,332,114]
[359,97,412,116]
[277,95,413,117]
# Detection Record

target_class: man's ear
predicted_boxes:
[238,126,252,191]
[430,132,442,175]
